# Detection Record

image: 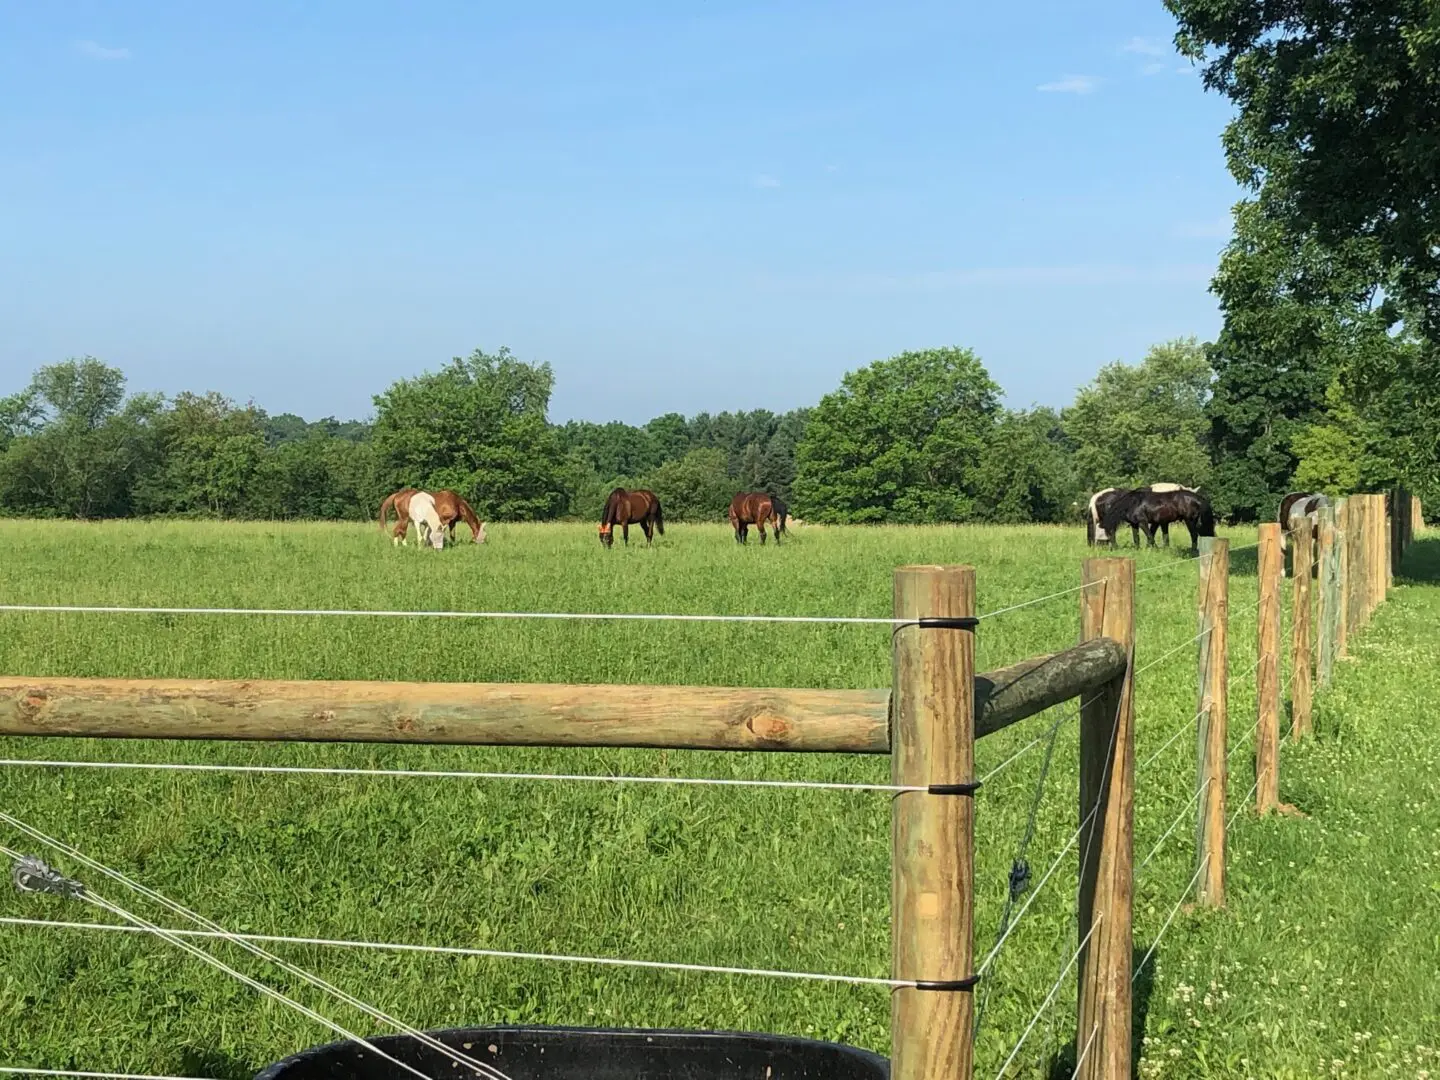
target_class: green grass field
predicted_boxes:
[1,520,1436,1079]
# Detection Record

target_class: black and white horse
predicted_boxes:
[1098,486,1216,552]
[1086,483,1199,548]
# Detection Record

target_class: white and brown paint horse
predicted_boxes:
[1279,491,1330,577]
[379,488,487,546]
[396,491,446,550]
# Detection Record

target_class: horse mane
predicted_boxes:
[1098,488,1150,534]
[452,493,483,535]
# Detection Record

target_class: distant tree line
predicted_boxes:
[2,330,1433,525]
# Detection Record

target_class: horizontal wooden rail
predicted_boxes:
[0,639,1125,753]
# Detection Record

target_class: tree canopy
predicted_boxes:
[793,347,1002,524]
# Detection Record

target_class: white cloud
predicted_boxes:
[75,40,131,60]
[1037,75,1101,95]
[752,173,781,189]
[1140,61,1167,77]
[823,164,839,173]
[1121,36,1168,57]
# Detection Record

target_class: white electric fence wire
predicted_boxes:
[1133,854,1211,984]
[1228,716,1262,759]
[1069,1022,1101,1080]
[1228,778,1261,831]
[0,842,438,1080]
[0,603,906,625]
[1136,778,1212,875]
[0,822,511,1080]
[1134,627,1212,679]
[0,759,916,794]
[977,799,1100,977]
[978,707,1079,787]
[0,915,909,988]
[1137,707,1207,773]
[991,916,1102,1080]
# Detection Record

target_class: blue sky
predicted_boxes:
[0,1,1241,425]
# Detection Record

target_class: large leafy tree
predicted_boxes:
[371,346,568,520]
[969,407,1079,524]
[0,358,162,518]
[1165,0,1440,515]
[1167,0,1440,339]
[133,392,268,517]
[792,347,1001,523]
[646,448,734,522]
[1062,338,1214,495]
[1197,204,1390,518]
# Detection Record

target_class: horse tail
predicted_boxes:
[774,497,788,534]
[378,491,397,532]
[653,495,665,536]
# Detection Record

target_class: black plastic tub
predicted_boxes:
[253,1025,890,1080]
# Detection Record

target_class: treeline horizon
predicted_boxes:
[1,333,1433,527]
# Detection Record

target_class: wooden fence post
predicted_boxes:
[1336,499,1350,661]
[891,565,977,1080]
[1291,518,1314,739]
[1373,494,1387,612]
[1077,557,1135,1080]
[1414,494,1424,536]
[1196,538,1228,907]
[1317,506,1339,688]
[1256,524,1282,813]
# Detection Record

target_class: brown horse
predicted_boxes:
[378,488,487,545]
[599,487,664,548]
[729,492,788,545]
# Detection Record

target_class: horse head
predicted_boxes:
[474,521,488,544]
[599,522,614,548]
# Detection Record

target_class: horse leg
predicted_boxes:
[1161,523,1171,547]
[1131,524,1141,547]
[642,520,654,545]
[772,515,781,544]
[758,521,767,545]
[622,522,630,546]
[1144,524,1157,547]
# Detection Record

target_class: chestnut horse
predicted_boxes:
[378,488,487,545]
[599,487,664,548]
[729,492,788,545]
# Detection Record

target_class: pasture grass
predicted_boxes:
[0,519,1433,1079]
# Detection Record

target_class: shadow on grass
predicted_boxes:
[180,1047,255,1080]
[1035,947,1156,1079]
[1397,536,1440,584]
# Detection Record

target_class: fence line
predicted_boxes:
[1,498,1414,1080]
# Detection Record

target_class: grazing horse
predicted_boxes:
[1279,492,1329,577]
[402,491,446,550]
[1099,487,1216,552]
[1086,487,1130,547]
[599,487,665,548]
[1086,483,1197,547]
[379,488,487,545]
[729,492,789,545]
